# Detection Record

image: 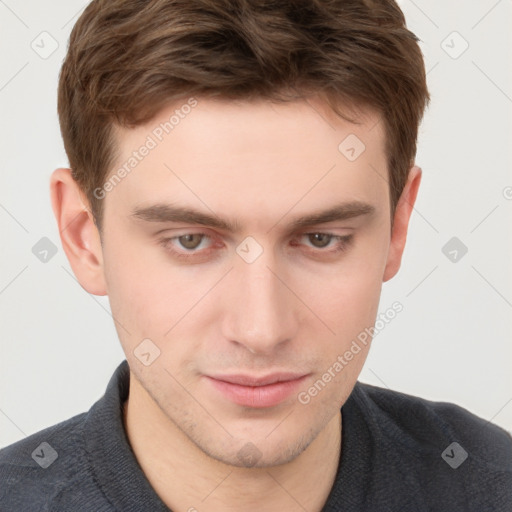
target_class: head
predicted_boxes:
[51,0,429,467]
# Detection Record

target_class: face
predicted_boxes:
[98,97,395,467]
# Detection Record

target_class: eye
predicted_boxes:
[159,233,215,259]
[158,231,353,262]
[305,233,333,249]
[175,233,206,250]
[298,233,353,253]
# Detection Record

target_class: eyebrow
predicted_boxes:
[130,201,375,232]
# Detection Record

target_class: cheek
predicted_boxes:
[303,251,386,336]
[309,281,381,367]
[101,230,173,333]
[291,241,387,381]
[102,231,223,357]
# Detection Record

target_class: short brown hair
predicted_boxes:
[58,0,429,228]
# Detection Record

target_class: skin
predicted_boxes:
[50,96,421,512]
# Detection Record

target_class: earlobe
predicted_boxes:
[50,168,107,296]
[382,166,422,283]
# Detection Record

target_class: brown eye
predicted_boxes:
[178,234,204,250]
[307,233,333,248]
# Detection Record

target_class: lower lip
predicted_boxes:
[206,376,308,408]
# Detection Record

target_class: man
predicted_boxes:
[1,0,510,510]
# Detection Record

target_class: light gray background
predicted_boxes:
[1,0,511,448]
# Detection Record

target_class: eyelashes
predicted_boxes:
[158,232,354,262]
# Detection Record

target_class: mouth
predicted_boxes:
[204,372,310,408]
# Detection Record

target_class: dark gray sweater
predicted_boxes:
[1,359,511,511]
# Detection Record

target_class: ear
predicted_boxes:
[383,165,422,282]
[50,168,107,295]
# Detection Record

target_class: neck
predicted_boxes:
[123,373,342,512]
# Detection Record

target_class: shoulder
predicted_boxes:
[346,382,512,510]
[0,412,107,510]
[352,382,512,469]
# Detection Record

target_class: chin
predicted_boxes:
[191,426,318,469]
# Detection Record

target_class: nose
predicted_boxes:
[221,248,298,355]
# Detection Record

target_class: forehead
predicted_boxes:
[113,95,385,161]
[106,97,389,227]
